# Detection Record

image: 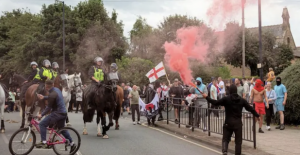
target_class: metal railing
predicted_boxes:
[160,97,256,148]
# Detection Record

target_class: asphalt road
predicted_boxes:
[0,111,223,155]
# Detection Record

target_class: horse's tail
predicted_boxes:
[83,108,95,122]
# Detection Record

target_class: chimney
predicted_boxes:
[282,7,290,30]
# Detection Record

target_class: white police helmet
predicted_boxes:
[30,61,38,67]
[94,57,103,63]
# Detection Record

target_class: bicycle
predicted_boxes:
[8,112,81,155]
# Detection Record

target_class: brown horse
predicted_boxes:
[113,85,123,130]
[11,74,48,128]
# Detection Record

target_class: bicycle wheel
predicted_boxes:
[52,127,81,155]
[9,127,36,155]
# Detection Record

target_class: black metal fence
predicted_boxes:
[161,97,256,148]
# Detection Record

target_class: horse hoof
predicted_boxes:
[83,132,88,135]
[109,122,114,127]
[97,134,103,137]
[102,135,109,139]
[1,129,5,133]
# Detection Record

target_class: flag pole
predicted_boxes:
[162,62,171,86]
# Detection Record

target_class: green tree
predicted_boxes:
[116,57,154,86]
[273,60,300,125]
[0,9,42,75]
[222,22,279,76]
[129,16,153,59]
[274,44,294,75]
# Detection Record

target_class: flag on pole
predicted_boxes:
[146,62,166,83]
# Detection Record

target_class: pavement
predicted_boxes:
[1,111,225,155]
[156,110,300,155]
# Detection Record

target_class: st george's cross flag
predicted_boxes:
[139,94,159,119]
[146,62,166,83]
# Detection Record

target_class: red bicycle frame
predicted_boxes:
[29,117,66,145]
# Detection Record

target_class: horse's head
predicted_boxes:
[67,73,82,90]
[10,73,26,86]
[106,69,119,92]
[59,74,69,89]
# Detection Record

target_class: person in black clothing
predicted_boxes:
[168,79,184,124]
[201,84,260,155]
[122,86,131,115]
[140,83,157,126]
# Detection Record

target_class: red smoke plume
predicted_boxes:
[164,26,208,84]
[207,0,257,29]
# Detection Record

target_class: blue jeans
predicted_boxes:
[39,112,72,143]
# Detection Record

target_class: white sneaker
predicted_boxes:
[137,121,141,125]
[133,121,136,125]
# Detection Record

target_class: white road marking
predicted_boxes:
[141,123,222,154]
[1,134,9,144]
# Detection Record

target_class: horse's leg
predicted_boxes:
[108,112,114,127]
[20,100,26,128]
[82,113,88,135]
[1,103,5,133]
[65,97,71,126]
[96,111,102,137]
[101,113,109,139]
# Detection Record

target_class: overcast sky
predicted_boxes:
[1,0,300,46]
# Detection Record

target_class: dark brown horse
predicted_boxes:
[11,74,48,128]
[82,71,123,138]
[113,85,123,130]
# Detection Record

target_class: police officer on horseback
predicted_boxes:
[51,62,59,79]
[37,59,53,93]
[20,61,42,99]
[85,57,106,109]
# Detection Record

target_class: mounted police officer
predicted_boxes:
[37,59,53,93]
[85,56,106,109]
[20,61,42,99]
[51,62,59,79]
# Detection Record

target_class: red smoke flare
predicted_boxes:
[164,26,208,85]
[206,0,257,29]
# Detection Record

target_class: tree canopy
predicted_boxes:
[0,0,127,81]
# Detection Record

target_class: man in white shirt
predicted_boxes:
[218,77,225,99]
[210,78,219,118]
[242,78,250,102]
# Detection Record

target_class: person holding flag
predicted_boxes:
[189,77,208,131]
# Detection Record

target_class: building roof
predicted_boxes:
[247,24,284,38]
[294,47,300,58]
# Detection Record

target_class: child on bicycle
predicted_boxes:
[36,80,77,153]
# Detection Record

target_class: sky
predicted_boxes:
[1,0,300,46]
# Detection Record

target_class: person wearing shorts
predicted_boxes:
[250,79,269,133]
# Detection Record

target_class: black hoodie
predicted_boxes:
[205,84,259,126]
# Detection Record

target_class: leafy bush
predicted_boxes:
[273,60,300,125]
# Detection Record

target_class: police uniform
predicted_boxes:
[51,62,59,79]
[20,62,42,99]
[37,60,53,93]
[84,65,106,108]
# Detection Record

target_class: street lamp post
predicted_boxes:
[258,0,263,81]
[242,0,246,78]
[62,1,65,72]
[56,0,65,71]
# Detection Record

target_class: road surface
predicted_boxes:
[0,111,223,155]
